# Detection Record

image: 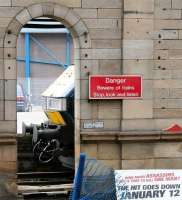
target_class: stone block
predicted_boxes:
[99,59,121,74]
[124,0,153,18]
[73,59,80,79]
[155,118,182,130]
[123,40,153,59]
[154,50,168,60]
[154,88,170,99]
[103,119,121,130]
[0,161,16,172]
[154,108,182,118]
[168,49,182,59]
[155,0,171,8]
[0,80,3,100]
[99,160,120,169]
[172,0,182,9]
[0,18,12,27]
[64,10,80,27]
[4,48,16,60]
[98,143,120,160]
[6,19,22,36]
[98,8,122,18]
[142,80,153,99]
[92,39,121,49]
[42,3,54,16]
[4,59,16,80]
[178,31,182,39]
[170,88,182,98]
[154,60,182,70]
[84,19,121,29]
[4,34,17,48]
[16,9,32,25]
[81,143,97,159]
[90,29,121,39]
[167,99,182,108]
[74,8,97,19]
[122,100,153,119]
[155,8,181,19]
[75,100,80,119]
[123,60,153,79]
[98,101,121,120]
[80,59,99,78]
[0,59,3,79]
[73,20,88,37]
[155,40,182,50]
[0,0,11,6]
[154,79,182,88]
[172,70,182,79]
[122,119,156,131]
[154,69,171,79]
[152,30,178,40]
[12,0,81,7]
[80,100,98,119]
[0,48,3,59]
[154,142,182,158]
[54,4,69,19]
[80,79,89,100]
[5,80,16,101]
[0,101,4,120]
[81,49,121,60]
[77,33,91,49]
[122,159,155,169]
[75,80,80,100]
[28,3,43,18]
[124,0,154,14]
[153,99,168,109]
[154,158,182,169]
[82,0,122,8]
[124,19,153,39]
[0,7,21,18]
[74,48,80,60]
[0,121,16,133]
[2,145,16,162]
[155,19,182,30]
[122,143,154,159]
[5,101,16,121]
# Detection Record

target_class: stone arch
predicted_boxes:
[3,2,90,163]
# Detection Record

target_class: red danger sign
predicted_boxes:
[89,75,142,99]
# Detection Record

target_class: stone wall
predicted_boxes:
[81,0,182,170]
[0,1,182,198]
[81,141,182,169]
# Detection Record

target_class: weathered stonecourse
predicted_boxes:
[0,0,182,198]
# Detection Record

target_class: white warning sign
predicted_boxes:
[115,170,182,200]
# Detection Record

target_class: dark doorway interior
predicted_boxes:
[16,17,75,199]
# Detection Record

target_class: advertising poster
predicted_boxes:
[115,170,182,200]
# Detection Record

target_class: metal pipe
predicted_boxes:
[25,32,31,101]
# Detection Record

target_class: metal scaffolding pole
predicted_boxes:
[25,32,31,101]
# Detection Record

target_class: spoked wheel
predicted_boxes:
[38,139,60,163]
[33,139,48,160]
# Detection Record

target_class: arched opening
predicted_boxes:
[4,3,90,198]
[17,16,75,170]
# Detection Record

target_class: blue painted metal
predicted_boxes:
[71,153,86,200]
[66,33,71,67]
[17,57,68,68]
[25,32,31,98]
[30,35,67,67]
